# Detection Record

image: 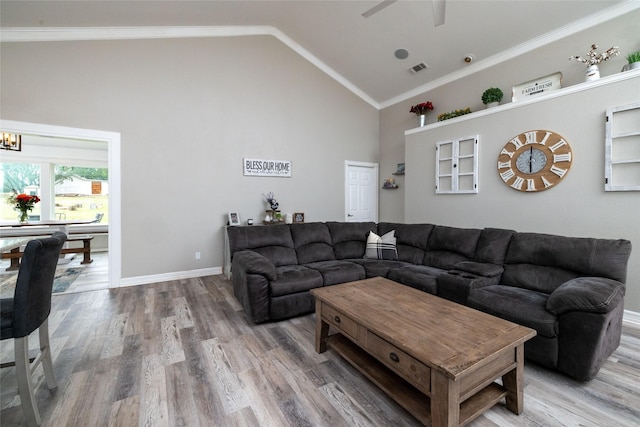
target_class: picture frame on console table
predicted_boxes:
[293,212,305,223]
[228,212,240,226]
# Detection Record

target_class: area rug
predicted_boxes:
[0,267,84,297]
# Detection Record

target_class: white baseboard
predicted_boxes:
[623,309,640,326]
[118,266,222,288]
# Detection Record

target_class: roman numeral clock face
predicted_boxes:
[497,130,573,192]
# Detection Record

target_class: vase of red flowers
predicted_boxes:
[410,101,434,127]
[9,192,40,223]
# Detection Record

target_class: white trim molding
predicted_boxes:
[1,0,636,110]
[0,25,378,108]
[119,266,222,288]
[382,0,640,108]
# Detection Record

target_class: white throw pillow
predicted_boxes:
[364,230,398,260]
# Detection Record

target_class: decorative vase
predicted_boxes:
[486,102,500,109]
[419,114,427,127]
[18,210,29,223]
[586,64,600,81]
[630,62,640,70]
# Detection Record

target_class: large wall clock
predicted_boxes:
[497,130,573,192]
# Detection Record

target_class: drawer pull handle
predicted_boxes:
[389,352,400,363]
[334,316,341,323]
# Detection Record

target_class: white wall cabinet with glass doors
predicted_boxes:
[435,135,479,194]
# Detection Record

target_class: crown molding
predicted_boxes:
[0,0,636,111]
[0,25,380,108]
[380,0,640,109]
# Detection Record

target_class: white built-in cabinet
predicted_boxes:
[435,135,479,194]
[605,102,640,191]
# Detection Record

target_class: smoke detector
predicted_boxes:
[409,62,429,74]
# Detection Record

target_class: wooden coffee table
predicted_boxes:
[310,277,536,427]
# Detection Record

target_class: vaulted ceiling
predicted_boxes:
[0,1,636,108]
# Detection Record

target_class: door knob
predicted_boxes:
[348,214,353,217]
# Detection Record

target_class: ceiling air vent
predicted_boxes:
[409,62,429,74]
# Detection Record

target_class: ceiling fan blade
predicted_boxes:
[432,0,446,27]
[362,0,397,19]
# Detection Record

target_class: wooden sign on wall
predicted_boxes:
[243,158,292,177]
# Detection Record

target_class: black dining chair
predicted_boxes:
[0,231,67,427]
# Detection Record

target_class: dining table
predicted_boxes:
[0,220,96,270]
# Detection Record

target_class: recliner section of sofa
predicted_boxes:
[227,221,632,381]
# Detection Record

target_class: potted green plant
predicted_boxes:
[626,51,640,70]
[481,87,503,108]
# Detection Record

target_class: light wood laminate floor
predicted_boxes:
[1,275,638,426]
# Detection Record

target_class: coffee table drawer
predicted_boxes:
[367,331,431,394]
[322,304,359,340]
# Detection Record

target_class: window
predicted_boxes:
[1,162,42,220]
[1,164,108,223]
[435,135,479,194]
[54,166,108,222]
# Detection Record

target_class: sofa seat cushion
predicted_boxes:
[348,259,408,278]
[467,285,558,338]
[270,265,324,297]
[304,261,365,286]
[387,265,443,294]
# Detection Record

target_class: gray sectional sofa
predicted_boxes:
[227,221,632,381]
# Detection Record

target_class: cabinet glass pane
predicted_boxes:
[459,157,474,174]
[611,163,640,187]
[612,135,640,162]
[438,176,453,192]
[439,143,453,158]
[459,175,475,191]
[459,139,475,156]
[439,159,452,171]
[612,108,640,135]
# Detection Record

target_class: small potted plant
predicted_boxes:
[626,50,640,70]
[481,87,503,108]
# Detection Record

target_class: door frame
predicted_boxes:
[344,160,379,223]
[0,119,121,289]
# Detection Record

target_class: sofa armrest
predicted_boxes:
[232,250,277,281]
[547,277,625,316]
[453,261,504,278]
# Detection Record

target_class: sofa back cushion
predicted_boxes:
[327,221,377,259]
[423,225,482,270]
[226,224,298,266]
[475,228,516,264]
[503,232,632,294]
[290,222,336,264]
[378,222,432,264]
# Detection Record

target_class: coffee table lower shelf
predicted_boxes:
[327,334,508,426]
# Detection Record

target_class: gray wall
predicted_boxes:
[1,36,379,277]
[402,75,640,312]
[379,8,640,222]
[379,10,640,312]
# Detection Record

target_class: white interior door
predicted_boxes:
[345,161,378,222]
